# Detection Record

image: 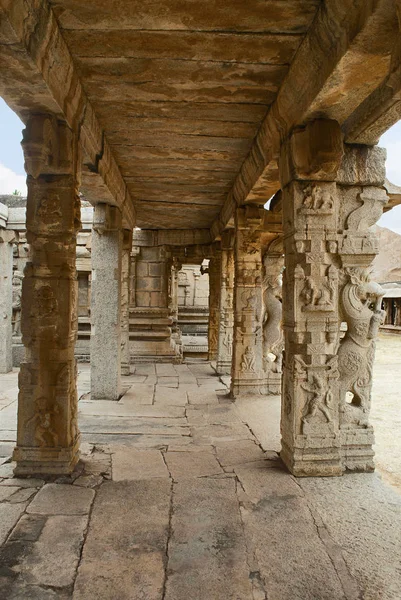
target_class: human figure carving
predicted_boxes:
[26,397,59,447]
[338,268,385,424]
[241,346,256,373]
[301,374,333,425]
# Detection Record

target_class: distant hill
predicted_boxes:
[372,226,401,284]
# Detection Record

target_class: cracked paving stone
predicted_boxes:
[233,463,348,600]
[165,478,254,600]
[18,515,89,588]
[163,450,223,479]
[112,448,169,481]
[8,514,47,542]
[27,484,95,516]
[73,480,171,600]
[0,502,27,545]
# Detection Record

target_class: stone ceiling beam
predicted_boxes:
[211,0,400,237]
[0,0,136,228]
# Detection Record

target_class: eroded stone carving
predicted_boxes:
[338,268,385,427]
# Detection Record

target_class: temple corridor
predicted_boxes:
[1,336,401,599]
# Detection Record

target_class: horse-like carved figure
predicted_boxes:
[338,268,385,426]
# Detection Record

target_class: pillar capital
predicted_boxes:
[93,203,122,235]
[21,114,77,178]
[280,119,344,188]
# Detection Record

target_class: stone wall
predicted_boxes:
[177,263,209,337]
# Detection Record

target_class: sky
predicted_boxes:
[0,96,400,233]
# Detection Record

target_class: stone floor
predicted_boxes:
[0,336,400,599]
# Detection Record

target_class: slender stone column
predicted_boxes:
[0,229,16,373]
[231,206,265,396]
[208,253,221,361]
[120,229,133,376]
[90,204,123,400]
[216,231,234,375]
[14,115,81,476]
[262,245,284,394]
[279,119,387,477]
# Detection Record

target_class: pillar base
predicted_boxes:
[13,436,80,476]
[231,377,267,397]
[121,363,131,376]
[280,438,343,477]
[340,428,375,473]
[216,360,231,375]
[266,372,282,395]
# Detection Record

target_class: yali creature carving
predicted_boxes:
[338,268,385,426]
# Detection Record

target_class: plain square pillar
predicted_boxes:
[90,204,123,400]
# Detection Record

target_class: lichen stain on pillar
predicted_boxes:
[279,119,387,477]
[13,114,81,476]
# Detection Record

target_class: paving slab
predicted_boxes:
[0,486,20,501]
[191,423,254,445]
[27,483,95,516]
[234,462,348,600]
[186,387,219,405]
[133,364,156,376]
[163,450,223,479]
[155,364,177,376]
[73,480,171,600]
[9,514,48,542]
[121,384,155,405]
[0,502,27,544]
[79,415,189,436]
[215,439,266,467]
[112,448,169,481]
[299,474,401,600]
[186,404,241,426]
[157,376,179,387]
[165,478,254,600]
[154,386,188,406]
[82,433,192,448]
[234,395,281,452]
[18,515,89,588]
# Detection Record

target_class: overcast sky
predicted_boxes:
[1,97,400,234]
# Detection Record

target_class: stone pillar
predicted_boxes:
[90,204,123,400]
[0,229,16,373]
[231,206,265,396]
[279,119,387,477]
[262,245,284,394]
[120,229,133,376]
[207,253,221,361]
[216,231,234,375]
[336,143,387,472]
[169,257,183,360]
[14,115,81,476]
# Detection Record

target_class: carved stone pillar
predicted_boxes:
[90,204,123,400]
[231,206,265,396]
[169,257,183,360]
[279,120,387,477]
[216,231,234,375]
[336,144,387,472]
[14,115,81,476]
[262,243,284,394]
[0,229,16,373]
[280,119,344,476]
[208,253,221,361]
[121,229,133,376]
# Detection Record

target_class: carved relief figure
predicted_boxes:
[338,268,385,425]
[26,396,59,447]
[262,274,283,373]
[301,184,334,213]
[12,270,23,336]
[301,374,333,425]
[300,266,337,311]
[241,346,256,373]
[37,194,62,224]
